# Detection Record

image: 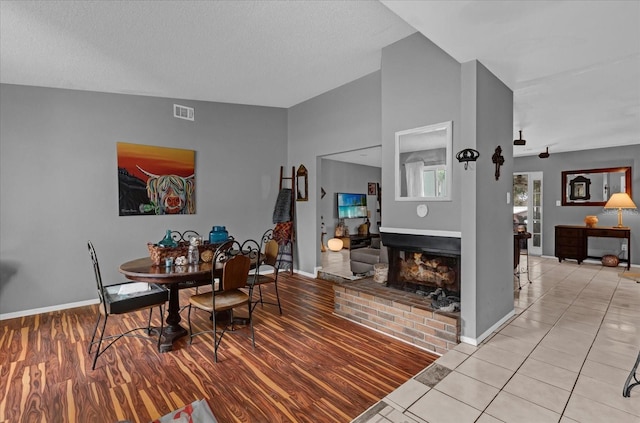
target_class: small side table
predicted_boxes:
[623,350,640,397]
[514,232,532,290]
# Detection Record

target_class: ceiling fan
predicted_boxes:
[513,130,526,146]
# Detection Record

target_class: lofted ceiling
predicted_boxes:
[1,0,638,164]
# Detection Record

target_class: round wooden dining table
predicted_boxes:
[119,257,217,352]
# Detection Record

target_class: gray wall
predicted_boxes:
[320,159,381,239]
[288,72,382,272]
[381,33,463,230]
[514,144,640,265]
[472,62,515,339]
[380,35,514,342]
[459,61,515,341]
[0,84,287,315]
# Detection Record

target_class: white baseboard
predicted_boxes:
[459,309,515,346]
[0,298,100,321]
[541,254,638,269]
[294,268,316,278]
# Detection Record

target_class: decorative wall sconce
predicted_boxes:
[492,146,504,180]
[456,148,480,170]
[296,164,308,201]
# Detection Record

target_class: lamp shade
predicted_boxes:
[327,238,344,252]
[604,192,637,228]
[604,193,637,210]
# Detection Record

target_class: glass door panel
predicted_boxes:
[513,172,543,256]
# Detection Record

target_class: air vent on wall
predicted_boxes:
[173,104,194,121]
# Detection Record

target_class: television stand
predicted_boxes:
[339,235,373,250]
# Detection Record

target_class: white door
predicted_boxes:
[513,172,543,256]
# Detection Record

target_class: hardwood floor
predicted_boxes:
[0,274,438,423]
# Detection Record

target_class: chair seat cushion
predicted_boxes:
[104,282,168,314]
[189,290,249,312]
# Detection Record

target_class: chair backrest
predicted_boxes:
[182,230,200,243]
[259,228,274,248]
[238,238,260,265]
[87,241,105,305]
[220,255,251,291]
[212,239,238,265]
[256,228,279,266]
[171,230,200,243]
[263,239,280,267]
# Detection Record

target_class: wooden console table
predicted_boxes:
[555,225,631,270]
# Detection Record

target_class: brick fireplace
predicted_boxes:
[381,231,461,312]
[332,229,461,354]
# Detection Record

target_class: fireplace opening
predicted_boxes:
[381,232,461,313]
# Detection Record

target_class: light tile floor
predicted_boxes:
[348,256,640,423]
[321,248,358,278]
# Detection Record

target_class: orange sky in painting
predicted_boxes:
[117,142,195,181]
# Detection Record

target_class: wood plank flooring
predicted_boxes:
[0,273,438,423]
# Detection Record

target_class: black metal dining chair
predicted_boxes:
[246,229,283,314]
[187,240,255,362]
[87,241,168,370]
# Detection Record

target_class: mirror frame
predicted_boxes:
[296,164,308,202]
[561,166,632,206]
[395,120,453,202]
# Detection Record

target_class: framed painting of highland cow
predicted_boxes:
[117,142,196,216]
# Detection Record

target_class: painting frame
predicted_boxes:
[117,142,196,216]
[568,175,591,201]
[368,182,377,196]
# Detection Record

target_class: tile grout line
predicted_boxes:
[357,259,637,422]
[468,264,606,421]
[557,273,639,419]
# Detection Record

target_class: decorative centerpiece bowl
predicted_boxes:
[602,254,619,267]
[584,215,598,228]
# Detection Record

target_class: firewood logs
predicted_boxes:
[399,253,457,288]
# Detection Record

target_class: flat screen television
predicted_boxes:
[337,193,367,219]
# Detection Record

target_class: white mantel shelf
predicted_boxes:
[380,227,462,239]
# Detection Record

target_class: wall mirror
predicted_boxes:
[395,121,452,201]
[561,167,632,206]
[296,164,308,202]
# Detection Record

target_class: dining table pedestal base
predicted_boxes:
[159,284,189,352]
[118,257,218,353]
[159,324,187,352]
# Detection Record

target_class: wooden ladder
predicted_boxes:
[279,166,296,272]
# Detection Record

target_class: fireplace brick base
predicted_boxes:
[333,279,459,354]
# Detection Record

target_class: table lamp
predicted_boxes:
[327,238,344,252]
[604,192,637,228]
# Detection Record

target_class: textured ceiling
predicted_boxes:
[1,0,638,163]
[383,0,640,158]
[0,0,414,107]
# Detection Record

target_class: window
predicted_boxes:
[423,165,447,197]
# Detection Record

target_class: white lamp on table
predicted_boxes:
[604,192,637,228]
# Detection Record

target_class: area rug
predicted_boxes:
[619,271,640,283]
